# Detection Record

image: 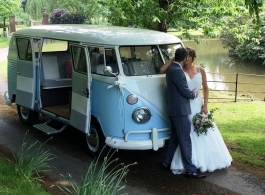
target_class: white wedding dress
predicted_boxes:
[171,69,232,174]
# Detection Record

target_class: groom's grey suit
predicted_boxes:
[163,61,197,173]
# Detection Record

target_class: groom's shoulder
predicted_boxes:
[168,63,180,71]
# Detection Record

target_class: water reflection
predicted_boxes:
[183,40,265,100]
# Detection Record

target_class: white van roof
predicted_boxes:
[14,24,182,46]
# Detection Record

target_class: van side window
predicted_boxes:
[71,46,87,75]
[119,46,160,76]
[42,39,68,52]
[17,39,32,61]
[89,47,118,76]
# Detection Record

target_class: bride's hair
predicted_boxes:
[186,47,196,59]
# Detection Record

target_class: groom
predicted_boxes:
[162,47,206,179]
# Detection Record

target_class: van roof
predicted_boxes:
[13,24,182,46]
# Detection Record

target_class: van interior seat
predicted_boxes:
[41,55,72,89]
[124,60,156,76]
[90,53,118,75]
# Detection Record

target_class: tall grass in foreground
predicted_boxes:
[13,133,56,182]
[0,157,49,195]
[54,147,137,195]
[0,132,55,195]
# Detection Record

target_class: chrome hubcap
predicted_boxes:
[86,126,99,152]
[20,106,29,120]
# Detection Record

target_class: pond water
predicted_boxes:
[183,40,265,100]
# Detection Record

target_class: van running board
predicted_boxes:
[33,119,67,135]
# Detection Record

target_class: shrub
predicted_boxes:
[50,9,86,24]
[219,13,265,65]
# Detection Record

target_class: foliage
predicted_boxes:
[13,133,56,181]
[49,9,70,24]
[16,11,31,26]
[53,147,137,195]
[0,0,20,19]
[220,12,265,65]
[25,0,51,20]
[0,21,10,28]
[99,0,263,39]
[244,0,263,22]
[24,0,105,21]
[55,0,106,19]
[49,8,86,24]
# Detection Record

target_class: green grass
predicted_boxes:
[0,157,49,195]
[0,37,10,48]
[208,101,265,169]
[0,60,7,77]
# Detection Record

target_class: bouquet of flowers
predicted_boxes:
[192,109,217,136]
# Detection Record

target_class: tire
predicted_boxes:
[86,124,107,158]
[17,105,39,125]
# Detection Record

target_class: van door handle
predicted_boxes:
[81,88,89,98]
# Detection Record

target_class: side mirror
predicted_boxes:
[103,66,116,76]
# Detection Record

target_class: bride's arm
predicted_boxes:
[200,67,209,114]
[160,58,175,73]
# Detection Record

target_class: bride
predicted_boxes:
[161,47,232,174]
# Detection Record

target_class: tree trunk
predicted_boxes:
[154,20,168,32]
[154,0,171,32]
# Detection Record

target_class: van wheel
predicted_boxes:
[17,105,39,125]
[86,125,106,158]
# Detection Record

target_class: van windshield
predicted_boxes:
[119,43,182,76]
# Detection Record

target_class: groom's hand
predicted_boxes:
[192,89,198,98]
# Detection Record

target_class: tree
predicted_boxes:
[0,0,20,21]
[220,12,265,65]
[99,0,263,36]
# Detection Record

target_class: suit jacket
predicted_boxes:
[166,62,195,116]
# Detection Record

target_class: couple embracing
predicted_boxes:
[161,47,232,178]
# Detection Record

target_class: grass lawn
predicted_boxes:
[0,60,7,77]
[0,37,10,48]
[208,100,265,169]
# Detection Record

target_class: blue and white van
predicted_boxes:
[4,25,184,157]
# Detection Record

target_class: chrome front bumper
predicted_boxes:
[106,127,170,151]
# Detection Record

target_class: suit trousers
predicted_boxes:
[163,115,197,173]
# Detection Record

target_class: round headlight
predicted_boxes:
[132,107,151,124]
[126,94,138,105]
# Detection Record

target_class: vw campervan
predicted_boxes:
[4,25,184,157]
